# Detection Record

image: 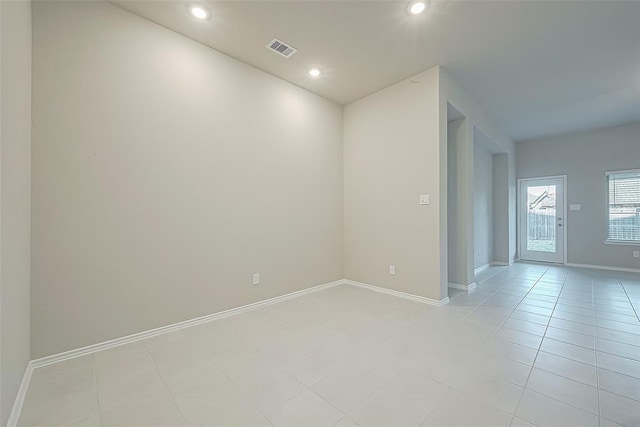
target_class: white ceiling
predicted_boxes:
[113,0,640,141]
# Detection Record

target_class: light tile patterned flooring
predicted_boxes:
[19,263,640,427]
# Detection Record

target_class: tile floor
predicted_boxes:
[18,263,640,427]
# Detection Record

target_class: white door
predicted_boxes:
[519,177,565,263]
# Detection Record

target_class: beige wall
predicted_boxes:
[31,1,343,358]
[343,67,444,301]
[0,0,32,424]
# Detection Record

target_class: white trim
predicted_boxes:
[605,169,640,176]
[29,279,344,369]
[344,280,449,306]
[605,170,640,245]
[604,240,640,247]
[448,282,477,291]
[564,263,640,274]
[474,264,490,275]
[6,361,34,427]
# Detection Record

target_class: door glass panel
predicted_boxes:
[526,184,556,253]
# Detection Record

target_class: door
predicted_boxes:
[519,177,565,263]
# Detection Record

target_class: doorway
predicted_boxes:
[519,176,566,263]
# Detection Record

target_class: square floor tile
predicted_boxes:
[597,351,640,379]
[540,337,596,365]
[179,392,271,427]
[596,337,640,362]
[348,389,428,427]
[515,389,598,427]
[598,390,640,427]
[100,391,185,427]
[526,368,598,414]
[544,326,595,349]
[534,351,596,386]
[423,389,512,427]
[597,368,640,401]
[262,390,343,427]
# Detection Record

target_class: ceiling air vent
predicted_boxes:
[266,38,298,59]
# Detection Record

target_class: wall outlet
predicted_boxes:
[633,251,639,259]
[252,273,260,285]
[389,265,396,275]
[419,195,430,205]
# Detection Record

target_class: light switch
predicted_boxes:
[419,195,430,205]
[570,204,581,211]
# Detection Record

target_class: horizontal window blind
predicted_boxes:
[607,170,640,242]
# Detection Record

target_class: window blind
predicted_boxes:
[607,170,640,242]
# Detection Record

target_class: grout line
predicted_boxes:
[590,280,602,427]
[141,339,189,427]
[594,368,640,403]
[511,266,568,421]
[488,269,550,340]
[620,280,640,322]
[462,270,537,321]
[456,264,554,422]
[92,354,103,427]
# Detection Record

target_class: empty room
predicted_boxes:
[1,0,640,426]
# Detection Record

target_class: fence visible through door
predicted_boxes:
[519,176,566,264]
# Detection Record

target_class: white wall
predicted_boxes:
[447,119,467,285]
[0,0,32,424]
[447,117,474,287]
[474,144,493,269]
[439,68,517,274]
[517,122,640,270]
[344,67,444,301]
[31,1,343,358]
[492,153,510,265]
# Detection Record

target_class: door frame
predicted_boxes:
[517,175,568,264]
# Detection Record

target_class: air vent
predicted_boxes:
[266,38,298,59]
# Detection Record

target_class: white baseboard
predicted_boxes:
[344,280,449,306]
[8,279,344,426]
[564,263,640,274]
[474,264,491,275]
[448,282,477,291]
[6,361,34,427]
[30,279,344,369]
[8,277,450,424]
[491,261,511,266]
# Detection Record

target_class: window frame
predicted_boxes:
[605,169,640,245]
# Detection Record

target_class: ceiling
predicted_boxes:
[113,0,640,141]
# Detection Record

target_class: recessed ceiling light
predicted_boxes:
[308,68,321,77]
[408,1,428,15]
[188,4,210,20]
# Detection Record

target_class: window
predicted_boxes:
[606,170,640,243]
